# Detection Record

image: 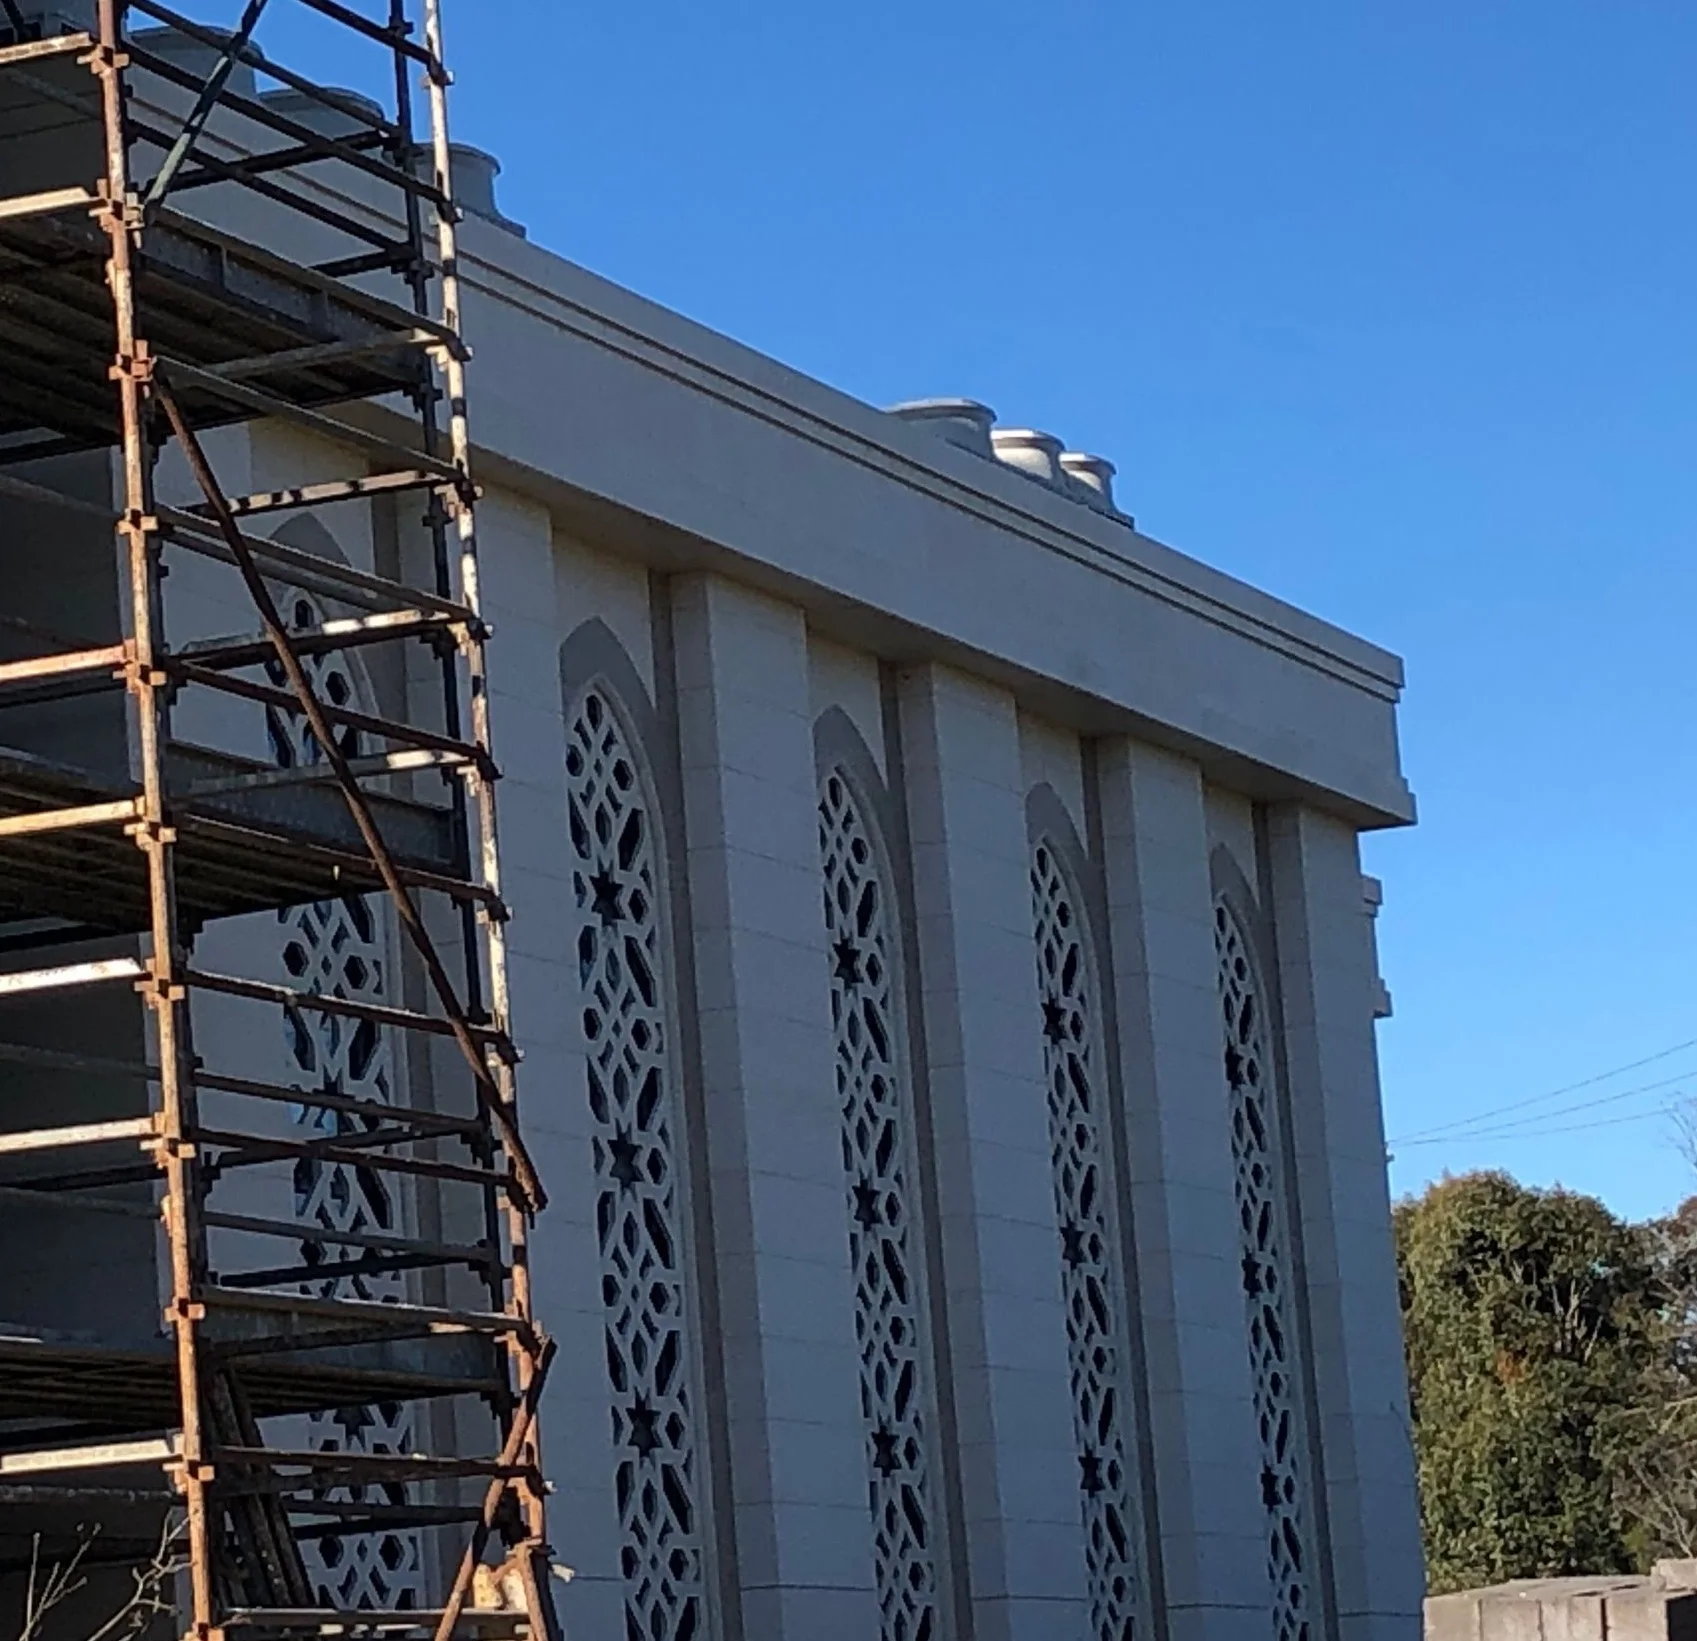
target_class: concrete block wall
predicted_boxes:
[1425,1566,1697,1641]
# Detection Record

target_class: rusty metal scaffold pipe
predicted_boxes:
[152,379,546,1219]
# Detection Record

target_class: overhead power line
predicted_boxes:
[1390,1068,1694,1148]
[1384,1072,1690,1147]
[1393,1104,1674,1148]
[1389,1034,1697,1144]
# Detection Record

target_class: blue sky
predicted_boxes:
[233,2,1697,1223]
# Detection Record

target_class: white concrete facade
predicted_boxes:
[449,169,1426,1636]
[0,54,1424,1641]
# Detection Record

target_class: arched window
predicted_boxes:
[566,685,707,1641]
[1213,895,1315,1641]
[818,767,940,1641]
[268,590,422,1610]
[1030,840,1146,1641]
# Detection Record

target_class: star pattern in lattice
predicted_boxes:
[1031,842,1146,1641]
[567,688,706,1641]
[268,593,421,1611]
[1214,896,1316,1641]
[819,770,940,1641]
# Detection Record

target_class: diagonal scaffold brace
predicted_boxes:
[151,377,547,1218]
[143,0,272,209]
[431,1335,562,1641]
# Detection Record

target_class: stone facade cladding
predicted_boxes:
[446,201,1424,1630]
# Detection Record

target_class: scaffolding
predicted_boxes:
[0,3,558,1639]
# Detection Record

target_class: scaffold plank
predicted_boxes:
[0,644,127,688]
[0,185,99,223]
[0,1115,155,1156]
[200,1286,530,1339]
[0,1434,180,1476]
[0,796,140,838]
[0,956,144,996]
[0,31,94,66]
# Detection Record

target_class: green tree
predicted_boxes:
[1394,1172,1662,1593]
[1614,1193,1697,1560]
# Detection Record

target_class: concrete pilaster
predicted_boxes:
[897,662,1089,1641]
[1263,806,1424,1641]
[1095,739,1274,1641]
[486,498,628,1637]
[670,573,879,1640]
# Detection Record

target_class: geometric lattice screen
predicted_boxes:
[566,686,708,1641]
[818,768,941,1641]
[1029,841,1146,1641]
[1213,895,1317,1641]
[266,593,423,1610]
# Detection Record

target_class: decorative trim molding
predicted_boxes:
[456,249,1402,703]
[154,93,1413,833]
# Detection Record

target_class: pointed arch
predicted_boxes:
[561,619,710,1641]
[1028,785,1152,1641]
[264,565,422,1610]
[814,706,946,1641]
[1210,848,1320,1641]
